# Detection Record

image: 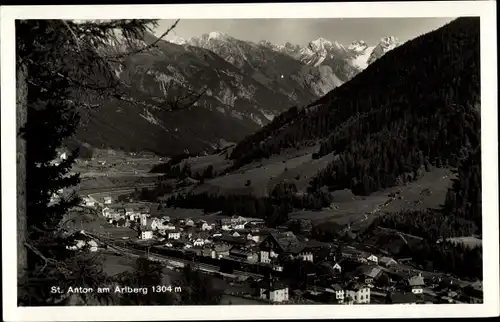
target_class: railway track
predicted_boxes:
[88,232,263,279]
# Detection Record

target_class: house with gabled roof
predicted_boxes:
[345,282,370,304]
[258,278,289,303]
[258,231,305,264]
[379,256,397,267]
[358,265,384,285]
[407,273,425,294]
[328,283,345,303]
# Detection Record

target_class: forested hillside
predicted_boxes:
[230,17,480,198]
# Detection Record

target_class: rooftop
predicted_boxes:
[331,284,343,291]
[408,275,425,287]
[268,231,304,254]
[345,282,367,291]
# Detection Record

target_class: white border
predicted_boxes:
[1,2,498,321]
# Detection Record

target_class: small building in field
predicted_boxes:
[103,196,113,204]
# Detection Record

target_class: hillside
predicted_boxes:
[74,32,299,155]
[71,27,401,156]
[230,17,480,197]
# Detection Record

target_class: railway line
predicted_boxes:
[87,232,264,279]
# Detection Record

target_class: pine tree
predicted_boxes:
[16,19,187,306]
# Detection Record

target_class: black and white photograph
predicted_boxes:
[1,1,498,321]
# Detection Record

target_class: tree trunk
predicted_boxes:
[17,61,28,283]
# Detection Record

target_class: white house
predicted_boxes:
[366,254,378,264]
[87,240,98,252]
[150,218,164,231]
[103,196,113,204]
[221,223,232,231]
[102,207,110,217]
[167,231,181,240]
[185,218,195,227]
[297,251,314,262]
[140,231,153,240]
[247,233,261,243]
[332,262,342,274]
[200,222,212,231]
[125,208,135,218]
[193,238,205,247]
[140,214,148,227]
[164,223,177,231]
[233,222,246,230]
[232,231,241,237]
[259,280,289,303]
[82,197,96,207]
[408,274,425,294]
[345,283,370,304]
[259,249,279,264]
[329,284,345,303]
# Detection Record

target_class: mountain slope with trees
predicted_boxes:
[230,17,481,197]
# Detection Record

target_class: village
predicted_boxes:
[61,191,485,306]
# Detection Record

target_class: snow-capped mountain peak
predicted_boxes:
[379,36,400,46]
[309,37,344,51]
[348,40,368,52]
[207,31,229,41]
[367,36,401,65]
[169,35,188,45]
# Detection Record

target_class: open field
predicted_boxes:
[61,209,138,239]
[192,146,335,197]
[289,167,454,229]
[77,176,159,192]
[180,151,234,175]
[445,236,482,248]
[151,207,205,219]
[101,252,182,285]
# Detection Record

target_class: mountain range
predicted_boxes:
[160,17,481,239]
[73,30,400,155]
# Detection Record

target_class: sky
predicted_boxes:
[155,18,456,47]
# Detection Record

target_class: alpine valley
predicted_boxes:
[73,29,401,155]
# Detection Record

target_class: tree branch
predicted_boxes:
[107,19,180,60]
[62,20,81,52]
[24,241,57,272]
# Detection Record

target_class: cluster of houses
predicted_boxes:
[82,194,483,305]
[249,245,483,305]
